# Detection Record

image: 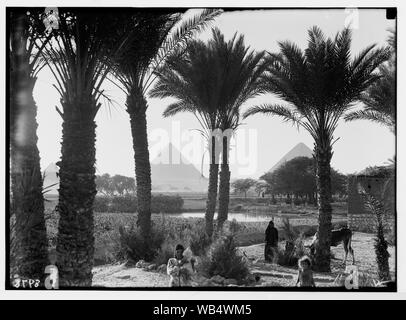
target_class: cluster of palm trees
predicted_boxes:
[10,7,394,287]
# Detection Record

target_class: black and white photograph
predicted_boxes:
[4,2,400,295]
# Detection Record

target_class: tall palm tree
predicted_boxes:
[9,8,50,282]
[107,9,221,245]
[38,9,137,286]
[345,29,396,133]
[150,28,267,234]
[244,26,389,271]
[212,30,267,230]
[150,39,222,237]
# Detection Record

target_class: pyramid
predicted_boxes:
[151,143,208,192]
[269,142,313,172]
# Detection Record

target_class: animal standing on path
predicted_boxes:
[310,228,355,265]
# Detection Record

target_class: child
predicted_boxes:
[167,244,196,287]
[296,255,316,287]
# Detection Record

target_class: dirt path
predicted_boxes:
[92,263,170,288]
[92,232,395,288]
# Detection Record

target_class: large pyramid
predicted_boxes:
[151,143,208,192]
[269,142,313,172]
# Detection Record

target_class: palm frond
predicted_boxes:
[162,101,197,118]
[344,110,394,131]
[243,104,302,127]
[145,9,223,90]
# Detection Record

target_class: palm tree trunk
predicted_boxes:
[217,136,230,231]
[10,75,49,283]
[205,136,219,237]
[10,12,48,283]
[127,91,152,247]
[56,102,97,287]
[313,143,333,272]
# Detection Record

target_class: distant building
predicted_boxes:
[347,165,395,233]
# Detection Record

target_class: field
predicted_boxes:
[43,196,395,288]
[45,208,347,265]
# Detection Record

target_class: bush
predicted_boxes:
[276,237,306,267]
[203,234,249,281]
[189,223,212,256]
[277,218,307,267]
[293,198,302,206]
[151,194,184,213]
[116,223,165,262]
[154,240,176,266]
[94,196,110,212]
[110,195,137,213]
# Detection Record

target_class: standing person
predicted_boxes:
[264,220,278,262]
[296,255,316,287]
[167,244,196,287]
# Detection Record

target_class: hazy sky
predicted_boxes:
[34,8,396,179]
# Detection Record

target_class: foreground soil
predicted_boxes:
[92,232,395,288]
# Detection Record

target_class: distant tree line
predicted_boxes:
[95,174,136,196]
[232,157,348,204]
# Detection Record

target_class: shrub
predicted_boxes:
[154,240,176,266]
[94,196,110,212]
[110,195,137,213]
[116,223,165,262]
[277,218,307,267]
[151,194,184,213]
[189,223,212,256]
[204,234,249,281]
[276,238,306,267]
[293,198,302,206]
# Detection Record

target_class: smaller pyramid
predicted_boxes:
[269,142,313,172]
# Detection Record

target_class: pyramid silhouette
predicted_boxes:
[151,143,208,192]
[269,142,313,172]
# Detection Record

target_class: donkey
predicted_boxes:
[310,227,355,265]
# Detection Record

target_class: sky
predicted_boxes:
[34,8,396,179]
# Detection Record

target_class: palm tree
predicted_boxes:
[150,28,267,234]
[243,26,390,271]
[345,30,396,133]
[150,39,221,237]
[107,9,221,245]
[38,9,137,286]
[210,30,267,231]
[9,8,50,283]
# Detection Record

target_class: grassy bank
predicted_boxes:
[45,210,347,265]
